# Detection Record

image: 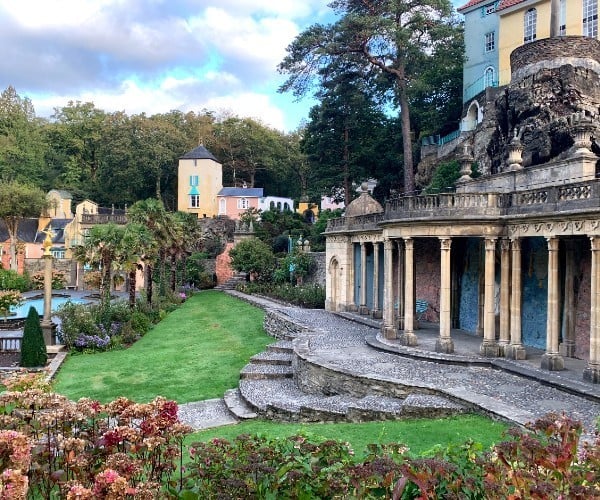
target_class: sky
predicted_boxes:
[1,0,465,132]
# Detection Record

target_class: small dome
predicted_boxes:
[345,182,383,217]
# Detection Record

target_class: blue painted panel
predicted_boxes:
[366,249,374,309]
[521,238,548,349]
[458,238,481,333]
[378,250,385,308]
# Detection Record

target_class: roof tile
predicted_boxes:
[498,0,528,10]
[457,0,489,11]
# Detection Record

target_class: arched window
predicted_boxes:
[524,8,537,43]
[219,198,226,214]
[484,66,496,88]
[583,0,598,38]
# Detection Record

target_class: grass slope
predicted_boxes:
[53,291,270,403]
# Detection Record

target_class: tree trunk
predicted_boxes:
[128,269,137,309]
[397,74,414,194]
[170,254,177,292]
[343,125,351,207]
[7,219,18,271]
[146,263,154,305]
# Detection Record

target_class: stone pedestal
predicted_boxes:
[541,352,564,371]
[505,344,527,360]
[358,305,370,315]
[559,341,576,358]
[583,364,600,384]
[382,325,397,340]
[400,331,418,346]
[41,322,56,346]
[435,337,454,354]
[480,340,500,357]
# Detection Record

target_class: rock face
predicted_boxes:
[481,37,600,175]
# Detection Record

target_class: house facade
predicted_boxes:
[325,35,600,384]
[217,187,263,218]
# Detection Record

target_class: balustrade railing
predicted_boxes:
[0,336,21,352]
[81,213,128,224]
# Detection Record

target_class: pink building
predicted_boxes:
[217,187,264,219]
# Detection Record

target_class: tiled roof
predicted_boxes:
[218,187,264,197]
[180,145,219,161]
[498,0,528,10]
[0,218,40,243]
[457,0,489,11]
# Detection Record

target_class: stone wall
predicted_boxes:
[304,252,325,286]
[263,310,311,340]
[24,258,75,286]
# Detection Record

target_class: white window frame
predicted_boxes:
[484,66,496,88]
[189,175,199,186]
[583,0,598,38]
[524,8,537,43]
[219,198,226,214]
[190,194,200,208]
[237,198,249,210]
[559,0,566,36]
[52,249,65,259]
[485,3,496,15]
[485,31,495,52]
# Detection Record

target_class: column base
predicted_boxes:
[41,321,56,346]
[358,305,370,315]
[583,364,600,384]
[345,304,358,313]
[400,331,418,346]
[479,341,500,357]
[497,340,510,356]
[541,353,564,371]
[396,317,404,330]
[435,337,454,354]
[382,325,397,340]
[504,344,527,360]
[559,341,576,358]
[371,309,382,319]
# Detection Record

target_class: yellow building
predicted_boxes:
[177,145,223,218]
[498,0,599,85]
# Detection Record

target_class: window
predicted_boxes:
[237,198,249,209]
[485,31,495,52]
[190,195,200,208]
[484,66,496,88]
[52,249,65,259]
[559,0,566,35]
[524,8,537,43]
[583,0,598,38]
[189,175,199,186]
[219,198,226,214]
[481,2,496,16]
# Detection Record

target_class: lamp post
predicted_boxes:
[41,228,55,346]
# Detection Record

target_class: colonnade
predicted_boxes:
[345,234,600,383]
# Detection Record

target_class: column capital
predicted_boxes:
[439,237,452,250]
[384,238,394,250]
[510,237,521,250]
[404,238,414,250]
[484,237,497,251]
[500,238,510,251]
[591,236,600,252]
[546,236,559,251]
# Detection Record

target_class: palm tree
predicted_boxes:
[117,222,154,309]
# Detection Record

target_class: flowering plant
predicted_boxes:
[0,289,22,319]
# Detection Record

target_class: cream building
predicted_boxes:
[177,145,223,218]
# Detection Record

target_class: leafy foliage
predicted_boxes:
[422,160,461,194]
[229,238,275,280]
[237,282,325,308]
[19,306,47,367]
[0,289,22,319]
[0,268,30,292]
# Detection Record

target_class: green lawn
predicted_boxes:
[52,290,271,403]
[186,414,508,459]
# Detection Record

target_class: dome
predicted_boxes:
[345,182,383,217]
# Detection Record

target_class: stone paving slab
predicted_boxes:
[178,399,239,430]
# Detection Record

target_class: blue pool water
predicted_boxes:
[10,296,85,318]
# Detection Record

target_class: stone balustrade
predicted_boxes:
[81,213,128,224]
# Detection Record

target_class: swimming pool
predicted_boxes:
[9,296,86,319]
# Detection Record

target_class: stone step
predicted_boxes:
[267,340,294,354]
[240,363,294,380]
[223,388,258,420]
[250,351,293,365]
[239,378,468,423]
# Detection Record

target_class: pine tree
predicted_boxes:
[20,306,48,367]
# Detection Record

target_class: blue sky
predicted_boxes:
[0,0,465,132]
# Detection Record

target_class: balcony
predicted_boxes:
[81,213,128,225]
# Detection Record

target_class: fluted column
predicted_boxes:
[480,238,500,356]
[359,242,368,315]
[541,237,564,371]
[436,237,454,353]
[560,240,576,358]
[498,238,511,354]
[402,238,417,346]
[372,242,381,318]
[584,237,600,383]
[396,240,405,330]
[506,238,526,359]
[382,238,396,339]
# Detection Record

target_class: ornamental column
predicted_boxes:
[541,237,564,371]
[584,237,600,383]
[436,237,454,353]
[402,238,417,346]
[506,238,526,359]
[359,242,368,315]
[372,242,381,318]
[498,238,511,354]
[560,240,576,358]
[396,240,405,330]
[480,238,500,356]
[382,239,396,339]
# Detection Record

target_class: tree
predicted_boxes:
[20,306,47,367]
[118,222,154,309]
[278,0,461,195]
[229,239,275,281]
[0,181,48,271]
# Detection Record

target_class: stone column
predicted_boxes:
[41,254,55,346]
[436,237,454,353]
[480,238,500,356]
[584,237,600,383]
[560,240,576,358]
[359,242,368,315]
[506,238,526,359]
[402,238,417,346]
[541,237,564,371]
[382,239,396,339]
[371,242,381,318]
[498,239,511,354]
[476,244,485,337]
[396,240,405,330]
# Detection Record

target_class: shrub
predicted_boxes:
[20,307,48,367]
[237,282,325,308]
[229,238,275,282]
[0,268,30,292]
[54,302,100,349]
[30,271,67,290]
[0,289,23,319]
